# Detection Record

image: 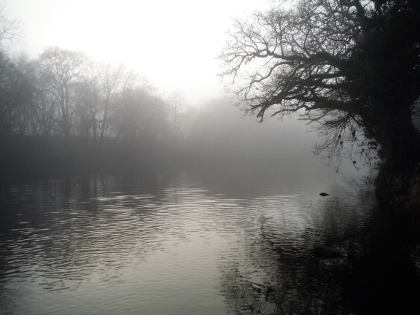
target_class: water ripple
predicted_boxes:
[0,174,386,314]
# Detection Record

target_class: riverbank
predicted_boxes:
[375,160,420,232]
[0,135,180,177]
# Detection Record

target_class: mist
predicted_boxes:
[1,1,419,314]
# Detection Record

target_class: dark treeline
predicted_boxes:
[0,45,180,175]
[0,24,335,181]
[0,47,170,139]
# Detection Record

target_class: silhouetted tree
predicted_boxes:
[114,87,170,140]
[221,0,420,204]
[37,47,88,136]
[0,9,33,136]
[0,5,17,45]
[0,53,34,135]
[73,79,98,138]
[95,63,134,142]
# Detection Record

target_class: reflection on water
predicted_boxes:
[0,173,419,314]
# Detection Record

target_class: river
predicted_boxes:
[0,169,419,314]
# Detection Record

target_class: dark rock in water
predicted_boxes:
[319,192,329,197]
[313,246,342,259]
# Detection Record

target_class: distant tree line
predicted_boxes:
[0,46,172,142]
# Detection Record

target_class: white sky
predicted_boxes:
[4,0,273,104]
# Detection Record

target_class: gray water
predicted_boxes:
[0,172,418,314]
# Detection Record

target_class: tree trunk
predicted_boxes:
[100,93,110,143]
[368,105,420,213]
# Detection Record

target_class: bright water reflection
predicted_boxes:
[0,173,418,314]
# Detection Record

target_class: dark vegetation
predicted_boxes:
[220,0,420,212]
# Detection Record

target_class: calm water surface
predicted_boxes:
[0,172,419,314]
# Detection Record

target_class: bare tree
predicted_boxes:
[95,63,130,141]
[113,87,169,140]
[0,5,17,46]
[0,52,32,134]
[73,79,99,138]
[221,0,420,166]
[38,47,88,136]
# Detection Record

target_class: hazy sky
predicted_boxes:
[4,0,273,103]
